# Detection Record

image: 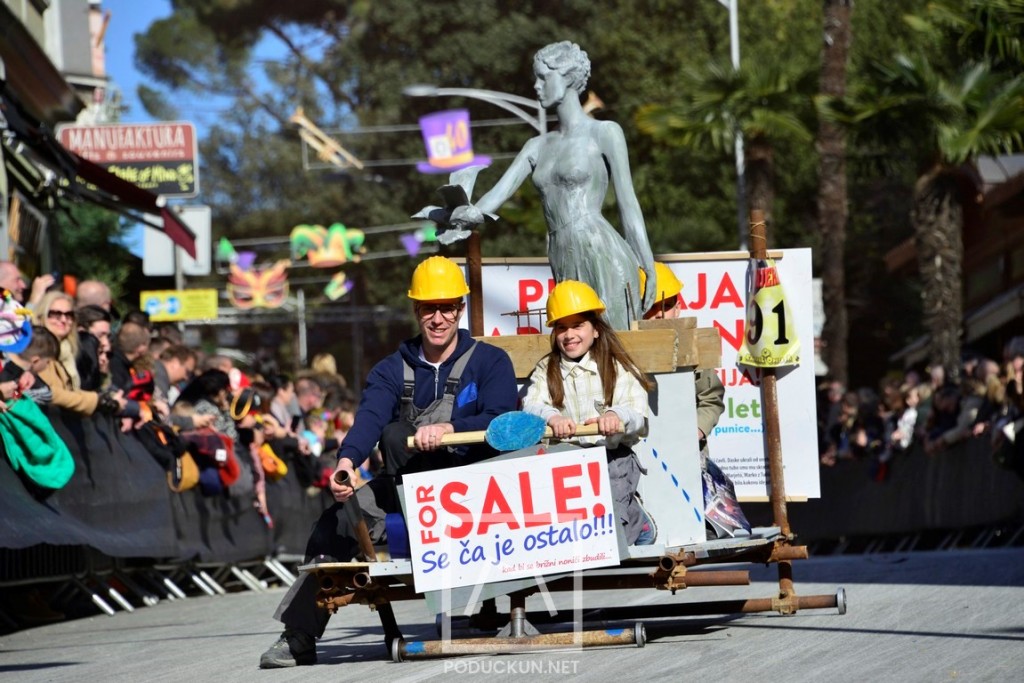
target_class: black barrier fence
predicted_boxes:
[4,407,1024,588]
[0,406,332,581]
[746,437,1024,543]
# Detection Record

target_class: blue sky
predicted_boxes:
[102,0,172,255]
[103,0,171,126]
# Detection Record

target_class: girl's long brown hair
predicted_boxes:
[545,312,654,409]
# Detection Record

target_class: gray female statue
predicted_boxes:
[438,41,657,330]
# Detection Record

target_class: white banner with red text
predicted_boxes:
[403,448,620,593]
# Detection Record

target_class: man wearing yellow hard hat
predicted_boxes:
[260,256,517,668]
[642,262,751,540]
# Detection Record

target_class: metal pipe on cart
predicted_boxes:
[392,623,646,661]
[331,469,403,645]
[749,209,797,608]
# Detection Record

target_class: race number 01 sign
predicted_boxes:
[403,448,620,593]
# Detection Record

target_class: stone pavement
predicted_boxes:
[1,548,1022,682]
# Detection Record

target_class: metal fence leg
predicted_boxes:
[241,567,268,591]
[229,566,264,592]
[151,570,188,600]
[115,571,160,607]
[198,570,227,595]
[263,559,296,587]
[95,578,134,612]
[269,558,297,584]
[73,578,116,616]
[187,570,216,596]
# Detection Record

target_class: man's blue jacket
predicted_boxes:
[338,329,517,468]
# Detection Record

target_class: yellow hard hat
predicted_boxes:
[640,262,683,305]
[546,280,606,326]
[407,256,470,300]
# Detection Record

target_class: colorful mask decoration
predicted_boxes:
[227,260,290,309]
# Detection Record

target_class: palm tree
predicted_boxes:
[823,55,1024,381]
[905,0,1024,72]
[817,0,854,387]
[636,59,816,229]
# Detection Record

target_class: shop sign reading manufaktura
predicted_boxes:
[57,121,199,198]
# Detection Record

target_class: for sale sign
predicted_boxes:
[57,121,199,197]
[403,448,620,592]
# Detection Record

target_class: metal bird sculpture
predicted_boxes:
[411,165,498,245]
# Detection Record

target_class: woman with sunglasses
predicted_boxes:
[33,291,83,389]
[32,293,131,417]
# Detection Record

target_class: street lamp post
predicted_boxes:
[717,0,748,251]
[404,84,548,335]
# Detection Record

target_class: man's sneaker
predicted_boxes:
[259,628,317,669]
[633,494,658,545]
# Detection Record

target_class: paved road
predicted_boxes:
[2,548,1022,682]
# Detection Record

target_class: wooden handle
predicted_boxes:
[406,430,488,448]
[405,423,608,448]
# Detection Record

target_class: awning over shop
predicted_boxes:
[70,152,197,258]
[0,3,84,124]
[1,83,196,258]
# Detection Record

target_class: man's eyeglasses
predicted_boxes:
[47,310,75,321]
[417,303,462,321]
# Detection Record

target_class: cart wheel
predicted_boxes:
[391,638,404,663]
[836,587,847,615]
[634,622,646,648]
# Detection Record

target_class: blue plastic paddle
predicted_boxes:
[403,411,606,451]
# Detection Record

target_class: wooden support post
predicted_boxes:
[467,231,484,336]
[749,209,797,609]
[748,210,792,538]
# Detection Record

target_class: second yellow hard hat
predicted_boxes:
[546,280,606,326]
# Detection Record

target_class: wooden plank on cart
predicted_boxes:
[480,328,681,378]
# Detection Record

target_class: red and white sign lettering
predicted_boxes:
[404,448,619,592]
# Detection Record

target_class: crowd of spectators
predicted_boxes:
[1,268,366,529]
[817,338,1024,481]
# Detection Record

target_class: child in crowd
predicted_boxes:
[3,326,58,405]
[891,384,920,454]
[522,280,657,545]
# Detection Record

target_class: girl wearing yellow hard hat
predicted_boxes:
[522,280,658,545]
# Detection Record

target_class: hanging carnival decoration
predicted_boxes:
[289,223,366,268]
[399,223,439,257]
[324,271,354,301]
[415,109,491,174]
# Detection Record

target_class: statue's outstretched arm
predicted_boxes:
[473,136,542,216]
[598,121,657,312]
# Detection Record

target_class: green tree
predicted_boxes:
[53,204,133,302]
[905,0,1024,72]
[635,58,817,231]
[817,0,855,386]
[826,55,1024,380]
